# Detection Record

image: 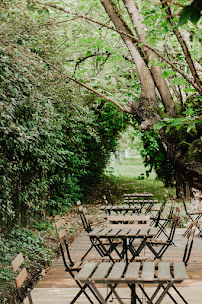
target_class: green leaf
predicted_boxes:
[162,70,175,78]
[85,51,92,56]
[183,108,195,115]
[183,88,197,93]
[162,71,169,78]
[149,37,156,45]
[153,122,165,130]
[148,60,156,69]
[187,124,195,133]
[172,77,187,85]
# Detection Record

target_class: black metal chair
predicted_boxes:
[11,253,33,304]
[146,211,180,260]
[78,206,121,260]
[182,195,202,237]
[55,219,102,304]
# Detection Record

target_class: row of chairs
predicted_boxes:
[11,216,197,303]
[11,193,199,303]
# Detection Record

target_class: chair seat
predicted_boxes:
[146,239,168,245]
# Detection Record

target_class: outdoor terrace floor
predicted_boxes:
[27,226,202,303]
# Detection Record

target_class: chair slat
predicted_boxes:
[58,229,66,239]
[148,228,158,237]
[75,262,97,281]
[76,200,81,206]
[107,224,149,229]
[117,228,131,236]
[55,219,65,230]
[107,215,150,222]
[88,227,103,236]
[127,228,140,236]
[138,228,149,236]
[124,262,140,281]
[106,228,122,236]
[71,261,83,270]
[107,262,126,281]
[158,262,171,280]
[141,262,155,281]
[91,262,112,281]
[96,228,112,236]
[173,262,187,280]
[11,253,24,272]
[15,267,28,288]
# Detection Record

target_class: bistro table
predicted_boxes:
[75,260,188,304]
[88,227,158,264]
[123,193,154,201]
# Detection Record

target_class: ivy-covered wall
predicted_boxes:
[0,2,129,227]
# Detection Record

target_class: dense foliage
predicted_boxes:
[0,1,128,226]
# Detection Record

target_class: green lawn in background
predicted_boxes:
[105,154,175,202]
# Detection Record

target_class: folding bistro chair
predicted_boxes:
[146,212,180,260]
[78,206,121,261]
[182,195,202,237]
[149,220,198,304]
[11,253,33,304]
[150,193,167,227]
[55,219,102,304]
[154,199,176,240]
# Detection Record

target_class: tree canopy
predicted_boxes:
[0,0,201,225]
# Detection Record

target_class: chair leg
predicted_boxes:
[27,289,33,304]
[70,282,103,304]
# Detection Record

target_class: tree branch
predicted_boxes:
[160,0,202,91]
[40,1,202,95]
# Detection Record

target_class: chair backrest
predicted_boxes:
[103,195,109,206]
[80,208,92,233]
[11,253,33,304]
[154,193,168,227]
[55,219,74,268]
[76,200,82,207]
[183,220,197,266]
[167,212,180,243]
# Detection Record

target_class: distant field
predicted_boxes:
[105,155,175,202]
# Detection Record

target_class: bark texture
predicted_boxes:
[123,0,175,114]
[100,0,201,197]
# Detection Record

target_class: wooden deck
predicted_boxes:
[27,226,202,303]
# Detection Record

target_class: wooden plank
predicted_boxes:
[137,228,150,236]
[75,262,97,281]
[173,262,187,281]
[124,262,141,281]
[71,261,83,270]
[123,193,153,197]
[107,224,149,229]
[107,262,126,281]
[88,227,104,236]
[76,200,81,206]
[127,228,140,236]
[58,229,66,239]
[96,228,112,237]
[147,227,158,237]
[117,228,131,236]
[107,215,150,222]
[55,219,65,230]
[15,267,28,288]
[158,262,171,281]
[141,262,155,281]
[106,228,121,236]
[91,262,112,281]
[11,253,24,272]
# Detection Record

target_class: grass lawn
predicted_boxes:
[105,155,175,202]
